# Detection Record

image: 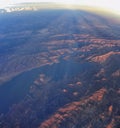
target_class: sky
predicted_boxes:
[0,0,120,14]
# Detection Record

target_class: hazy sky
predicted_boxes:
[0,0,120,14]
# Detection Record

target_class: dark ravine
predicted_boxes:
[0,60,95,114]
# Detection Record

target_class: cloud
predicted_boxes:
[0,0,120,14]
